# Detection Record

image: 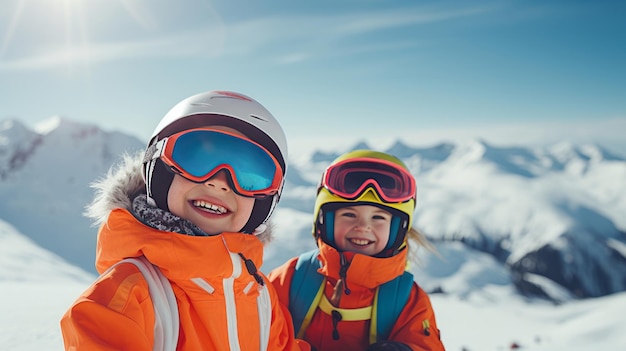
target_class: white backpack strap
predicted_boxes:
[257,284,271,351]
[112,257,179,351]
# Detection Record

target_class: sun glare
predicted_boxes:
[0,0,90,70]
[60,0,89,70]
[0,0,26,59]
[0,0,157,70]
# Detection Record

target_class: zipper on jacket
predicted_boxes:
[238,253,271,350]
[238,252,264,286]
[328,252,352,341]
[331,310,342,340]
[339,253,351,295]
[330,252,352,305]
[221,237,269,351]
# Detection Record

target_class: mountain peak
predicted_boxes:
[386,140,415,158]
[1,118,28,132]
[0,118,31,140]
[579,143,622,162]
[33,115,64,135]
[349,140,371,151]
[545,141,623,165]
[0,118,40,161]
[451,139,489,163]
[34,115,100,136]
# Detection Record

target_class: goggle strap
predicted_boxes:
[143,138,168,163]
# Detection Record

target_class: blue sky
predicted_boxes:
[1,0,625,156]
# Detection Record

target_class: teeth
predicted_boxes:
[349,238,371,246]
[192,200,227,214]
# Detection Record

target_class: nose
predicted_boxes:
[204,170,232,192]
[355,218,371,231]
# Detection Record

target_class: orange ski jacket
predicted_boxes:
[60,154,310,351]
[61,209,309,351]
[268,240,445,351]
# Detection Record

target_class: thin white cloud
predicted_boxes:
[0,3,502,70]
[0,27,226,70]
[330,5,498,36]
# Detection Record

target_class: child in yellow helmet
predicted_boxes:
[269,149,445,351]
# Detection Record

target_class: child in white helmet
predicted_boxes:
[61,91,310,351]
[269,150,445,351]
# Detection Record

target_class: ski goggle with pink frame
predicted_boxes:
[321,157,416,203]
[146,128,283,198]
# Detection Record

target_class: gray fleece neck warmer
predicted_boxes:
[132,194,211,236]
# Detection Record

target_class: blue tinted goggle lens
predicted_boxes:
[170,130,278,191]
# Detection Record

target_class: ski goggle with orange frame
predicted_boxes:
[321,157,416,203]
[146,128,283,198]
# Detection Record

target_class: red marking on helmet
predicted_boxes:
[214,91,253,101]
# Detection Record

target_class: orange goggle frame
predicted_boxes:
[147,128,283,198]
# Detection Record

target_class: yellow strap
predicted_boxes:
[422,319,431,336]
[318,294,373,321]
[296,278,326,339]
[369,287,380,344]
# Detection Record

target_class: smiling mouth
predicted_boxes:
[192,200,228,214]
[348,238,374,246]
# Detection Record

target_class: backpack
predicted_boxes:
[288,249,414,345]
[104,256,179,351]
[106,256,272,351]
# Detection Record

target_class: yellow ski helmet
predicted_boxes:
[313,150,416,257]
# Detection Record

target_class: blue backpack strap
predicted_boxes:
[371,270,414,343]
[289,249,325,338]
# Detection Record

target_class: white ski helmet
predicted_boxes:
[142,90,288,234]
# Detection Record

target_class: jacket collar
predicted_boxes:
[96,208,265,280]
[316,239,408,289]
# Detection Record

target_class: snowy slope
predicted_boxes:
[2,217,626,350]
[0,219,94,350]
[0,219,94,283]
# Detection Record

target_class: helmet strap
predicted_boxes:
[146,159,174,212]
[325,210,336,246]
[315,207,339,251]
[374,215,407,258]
[386,216,400,250]
[240,196,275,234]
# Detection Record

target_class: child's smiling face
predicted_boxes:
[166,126,255,235]
[333,204,392,256]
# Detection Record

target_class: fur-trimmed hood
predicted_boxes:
[84,151,274,243]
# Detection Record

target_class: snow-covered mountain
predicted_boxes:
[0,117,144,273]
[1,117,625,302]
[281,138,626,300]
